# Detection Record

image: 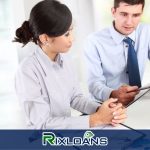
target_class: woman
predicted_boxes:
[14,0,126,129]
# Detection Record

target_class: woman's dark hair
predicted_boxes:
[13,0,72,46]
[114,0,145,9]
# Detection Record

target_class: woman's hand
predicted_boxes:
[110,104,127,126]
[90,98,127,127]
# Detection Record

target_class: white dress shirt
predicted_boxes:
[15,46,100,129]
[84,23,150,101]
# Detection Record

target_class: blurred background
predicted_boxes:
[0,0,150,129]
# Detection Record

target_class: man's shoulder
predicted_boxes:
[137,23,150,32]
[87,27,111,42]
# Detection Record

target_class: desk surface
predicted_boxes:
[95,89,150,130]
[72,89,150,130]
[124,89,150,129]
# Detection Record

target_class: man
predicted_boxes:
[84,0,150,106]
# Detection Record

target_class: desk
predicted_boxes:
[94,89,150,130]
[124,89,150,129]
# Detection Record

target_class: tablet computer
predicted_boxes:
[126,88,150,108]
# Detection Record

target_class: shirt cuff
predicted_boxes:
[83,100,100,114]
[101,87,114,101]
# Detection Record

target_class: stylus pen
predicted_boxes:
[139,85,150,91]
[127,85,150,93]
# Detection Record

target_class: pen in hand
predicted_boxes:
[127,85,150,93]
[139,85,150,91]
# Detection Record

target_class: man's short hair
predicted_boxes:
[114,0,145,9]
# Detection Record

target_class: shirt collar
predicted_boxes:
[127,31,136,42]
[54,53,63,67]
[109,22,136,45]
[35,46,64,68]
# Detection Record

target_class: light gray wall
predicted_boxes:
[24,0,40,19]
[60,0,95,91]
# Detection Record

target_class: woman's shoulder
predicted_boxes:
[17,53,36,74]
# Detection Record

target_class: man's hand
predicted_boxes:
[110,85,139,106]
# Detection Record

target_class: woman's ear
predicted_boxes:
[39,34,54,47]
[39,34,53,46]
[39,34,48,45]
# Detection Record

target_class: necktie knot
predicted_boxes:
[123,37,133,46]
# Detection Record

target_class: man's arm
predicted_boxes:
[84,37,113,101]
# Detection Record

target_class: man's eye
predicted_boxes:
[120,13,127,16]
[133,14,141,17]
[123,14,127,16]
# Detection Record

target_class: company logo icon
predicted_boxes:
[84,131,95,139]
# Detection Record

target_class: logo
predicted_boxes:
[42,131,108,146]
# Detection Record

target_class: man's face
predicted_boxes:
[112,2,143,35]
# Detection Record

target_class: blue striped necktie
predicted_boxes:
[123,37,141,87]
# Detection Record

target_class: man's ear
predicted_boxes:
[111,7,116,16]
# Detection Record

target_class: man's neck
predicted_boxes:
[112,21,125,35]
